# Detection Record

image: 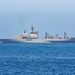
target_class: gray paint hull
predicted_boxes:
[0,38,75,43]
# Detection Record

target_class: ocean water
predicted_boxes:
[0,43,75,75]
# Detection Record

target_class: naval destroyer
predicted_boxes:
[0,26,75,43]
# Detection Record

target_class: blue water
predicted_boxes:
[0,43,75,75]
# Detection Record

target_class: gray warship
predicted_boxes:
[0,26,75,43]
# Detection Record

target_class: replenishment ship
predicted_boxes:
[0,26,75,43]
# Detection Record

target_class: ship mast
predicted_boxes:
[31,26,34,32]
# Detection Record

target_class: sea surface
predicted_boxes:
[0,43,75,75]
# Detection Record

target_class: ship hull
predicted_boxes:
[46,38,75,43]
[0,38,75,43]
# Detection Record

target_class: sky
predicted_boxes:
[0,0,75,38]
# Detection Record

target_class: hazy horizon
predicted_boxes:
[0,0,75,38]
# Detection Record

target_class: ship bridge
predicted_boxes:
[29,26,39,39]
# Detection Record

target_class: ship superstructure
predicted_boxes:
[14,26,39,40]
